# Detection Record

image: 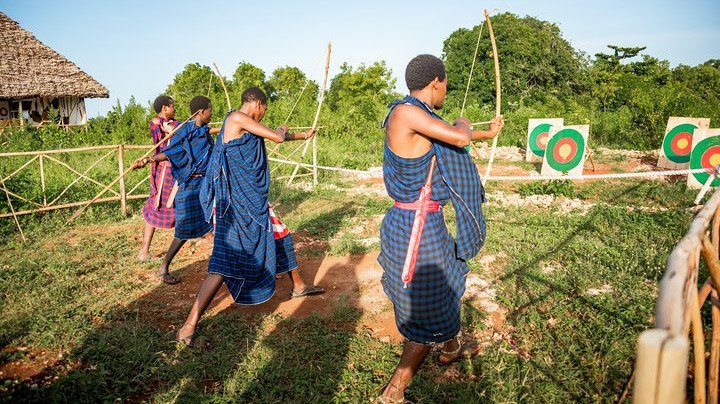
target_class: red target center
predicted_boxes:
[552,138,578,163]
[700,145,720,169]
[535,132,549,149]
[670,132,693,155]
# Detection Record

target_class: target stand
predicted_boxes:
[658,117,710,169]
[687,128,720,189]
[526,118,564,163]
[540,125,590,178]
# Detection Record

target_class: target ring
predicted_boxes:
[528,123,552,157]
[545,129,585,172]
[691,137,720,186]
[663,123,697,163]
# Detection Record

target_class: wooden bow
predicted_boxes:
[481,8,502,186]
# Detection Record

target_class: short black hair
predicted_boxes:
[153,95,174,114]
[189,96,212,115]
[405,54,446,92]
[241,86,268,106]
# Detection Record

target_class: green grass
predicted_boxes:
[0,176,707,402]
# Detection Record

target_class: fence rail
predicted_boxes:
[0,145,152,219]
[634,188,720,403]
[0,144,320,221]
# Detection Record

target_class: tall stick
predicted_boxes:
[0,176,26,241]
[66,112,198,223]
[288,42,332,185]
[212,62,232,111]
[691,286,707,404]
[482,9,502,186]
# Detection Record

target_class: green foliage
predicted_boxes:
[443,13,584,110]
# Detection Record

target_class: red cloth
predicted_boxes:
[269,205,289,240]
[141,117,177,228]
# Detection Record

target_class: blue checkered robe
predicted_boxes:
[378,96,487,344]
[200,116,298,305]
[163,120,214,240]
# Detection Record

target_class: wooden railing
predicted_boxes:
[0,142,334,223]
[634,189,720,403]
[0,145,151,219]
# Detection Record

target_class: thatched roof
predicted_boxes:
[0,12,109,99]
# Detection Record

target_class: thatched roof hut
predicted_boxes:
[0,12,108,125]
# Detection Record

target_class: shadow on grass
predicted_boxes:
[494,182,655,401]
[6,199,369,402]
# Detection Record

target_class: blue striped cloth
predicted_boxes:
[163,120,214,240]
[200,114,298,305]
[378,96,487,344]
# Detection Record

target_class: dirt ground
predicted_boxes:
[1,146,657,384]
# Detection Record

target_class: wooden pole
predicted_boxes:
[18,100,24,128]
[0,195,146,219]
[481,9,502,186]
[117,145,127,215]
[289,42,331,186]
[212,62,232,111]
[701,236,720,292]
[709,289,720,404]
[66,112,198,223]
[38,154,46,206]
[0,175,26,241]
[691,286,707,404]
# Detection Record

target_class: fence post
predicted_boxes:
[39,154,46,206]
[118,145,127,215]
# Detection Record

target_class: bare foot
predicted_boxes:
[136,251,153,261]
[380,383,405,403]
[176,323,195,345]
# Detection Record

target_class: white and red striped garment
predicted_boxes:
[268,204,289,240]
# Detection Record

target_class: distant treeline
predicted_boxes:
[3,12,719,164]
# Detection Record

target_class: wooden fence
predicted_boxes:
[0,142,332,221]
[634,189,720,403]
[0,145,152,219]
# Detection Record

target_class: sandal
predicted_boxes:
[438,339,481,365]
[290,284,325,298]
[156,272,179,285]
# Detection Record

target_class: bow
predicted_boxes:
[287,41,332,185]
[481,8,502,186]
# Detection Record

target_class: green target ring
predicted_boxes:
[528,123,552,157]
[662,123,697,163]
[545,129,585,172]
[690,136,720,186]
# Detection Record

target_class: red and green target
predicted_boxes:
[528,123,552,157]
[545,129,586,172]
[690,136,720,186]
[662,123,697,163]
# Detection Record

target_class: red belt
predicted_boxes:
[394,199,441,212]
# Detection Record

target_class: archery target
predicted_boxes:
[687,128,720,189]
[540,125,590,177]
[658,117,710,169]
[526,118,564,162]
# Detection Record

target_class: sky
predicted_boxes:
[3,0,719,117]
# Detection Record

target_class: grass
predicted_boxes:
[0,172,708,402]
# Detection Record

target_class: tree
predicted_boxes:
[325,61,398,118]
[230,62,268,108]
[264,66,319,127]
[165,63,231,118]
[443,13,584,108]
